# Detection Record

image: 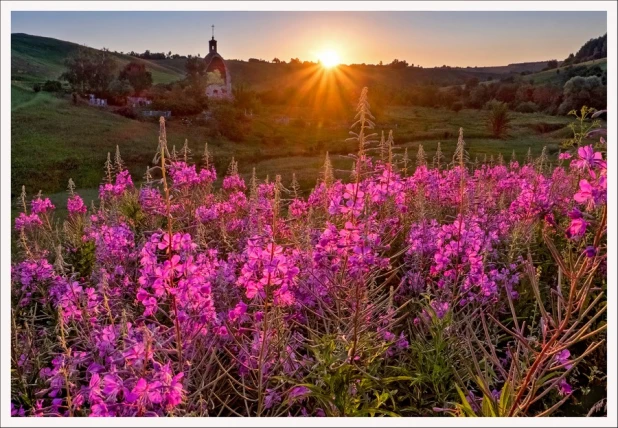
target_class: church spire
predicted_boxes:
[209,25,217,53]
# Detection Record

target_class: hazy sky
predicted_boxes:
[12,11,606,67]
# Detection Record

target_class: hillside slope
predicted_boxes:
[11,33,184,85]
[523,58,607,86]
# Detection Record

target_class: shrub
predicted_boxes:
[42,80,63,92]
[487,100,511,138]
[515,101,539,113]
[114,105,138,120]
[451,101,463,113]
[207,103,250,142]
[558,76,606,115]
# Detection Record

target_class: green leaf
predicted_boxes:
[455,384,477,417]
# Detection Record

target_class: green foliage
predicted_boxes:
[42,80,63,92]
[561,106,602,148]
[60,47,117,96]
[291,334,406,416]
[107,79,133,104]
[558,76,607,115]
[515,101,539,113]
[487,100,511,138]
[206,103,251,142]
[119,61,153,95]
[563,33,607,65]
[66,239,96,279]
[446,381,514,417]
[395,303,467,414]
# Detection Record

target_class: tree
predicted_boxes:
[388,59,408,69]
[467,85,490,109]
[558,76,606,115]
[185,56,207,82]
[272,57,281,64]
[108,79,133,104]
[487,100,511,138]
[544,59,558,70]
[119,61,153,95]
[60,47,117,95]
[465,77,479,90]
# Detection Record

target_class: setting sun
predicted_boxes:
[318,49,340,68]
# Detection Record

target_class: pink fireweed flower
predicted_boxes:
[127,378,163,406]
[31,197,55,214]
[557,379,573,396]
[102,374,124,401]
[14,212,43,231]
[566,218,587,239]
[67,194,87,215]
[553,349,573,370]
[571,145,605,171]
[289,386,310,401]
[573,179,598,209]
[558,152,572,160]
[223,174,246,191]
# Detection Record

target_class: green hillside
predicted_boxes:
[524,58,607,86]
[11,33,184,86]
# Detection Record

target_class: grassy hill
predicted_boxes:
[11,33,184,86]
[523,58,607,86]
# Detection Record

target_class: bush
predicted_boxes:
[487,100,511,138]
[114,106,138,120]
[32,83,41,93]
[207,103,250,142]
[450,102,463,113]
[558,76,606,115]
[42,80,63,92]
[515,101,539,113]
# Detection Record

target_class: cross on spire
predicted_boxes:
[212,25,215,39]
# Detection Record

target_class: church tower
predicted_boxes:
[204,25,233,100]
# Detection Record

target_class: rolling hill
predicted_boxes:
[523,58,607,86]
[11,33,184,86]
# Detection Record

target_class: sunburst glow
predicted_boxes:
[318,50,340,68]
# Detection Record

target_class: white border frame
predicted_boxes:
[2,2,616,427]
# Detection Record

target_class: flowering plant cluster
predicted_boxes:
[11,94,606,418]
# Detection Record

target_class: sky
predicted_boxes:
[11,11,607,67]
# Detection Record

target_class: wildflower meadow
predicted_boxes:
[10,89,607,417]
